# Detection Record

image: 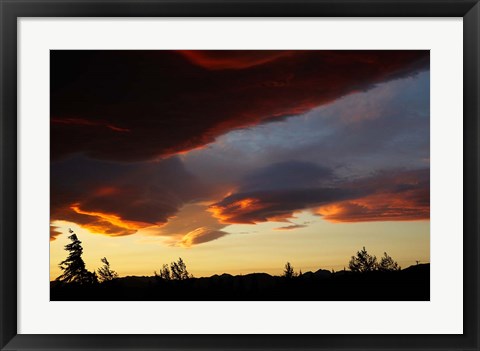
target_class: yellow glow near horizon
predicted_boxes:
[50,211,429,280]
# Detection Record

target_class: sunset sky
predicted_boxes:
[50,50,430,279]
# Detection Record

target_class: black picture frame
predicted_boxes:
[1,0,478,350]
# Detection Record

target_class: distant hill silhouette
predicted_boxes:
[50,263,430,301]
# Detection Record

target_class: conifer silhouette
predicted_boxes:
[348,247,377,273]
[97,257,119,282]
[56,229,98,284]
[170,258,191,280]
[378,252,401,271]
[283,262,296,278]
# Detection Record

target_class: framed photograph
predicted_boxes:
[1,0,478,350]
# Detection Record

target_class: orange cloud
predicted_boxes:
[178,226,228,247]
[69,204,153,236]
[316,189,429,223]
[208,168,429,226]
[209,198,267,224]
[50,157,215,239]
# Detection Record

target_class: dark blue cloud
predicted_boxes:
[240,161,334,192]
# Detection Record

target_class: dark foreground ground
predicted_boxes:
[51,263,429,301]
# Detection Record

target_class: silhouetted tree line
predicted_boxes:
[57,231,404,286]
[282,247,400,278]
[52,232,428,301]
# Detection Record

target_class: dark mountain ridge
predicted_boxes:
[51,264,430,301]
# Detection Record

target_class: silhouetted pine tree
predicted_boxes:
[160,264,172,280]
[283,262,296,278]
[154,264,172,281]
[378,252,400,271]
[170,258,191,280]
[348,247,377,273]
[56,229,98,284]
[97,257,118,282]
